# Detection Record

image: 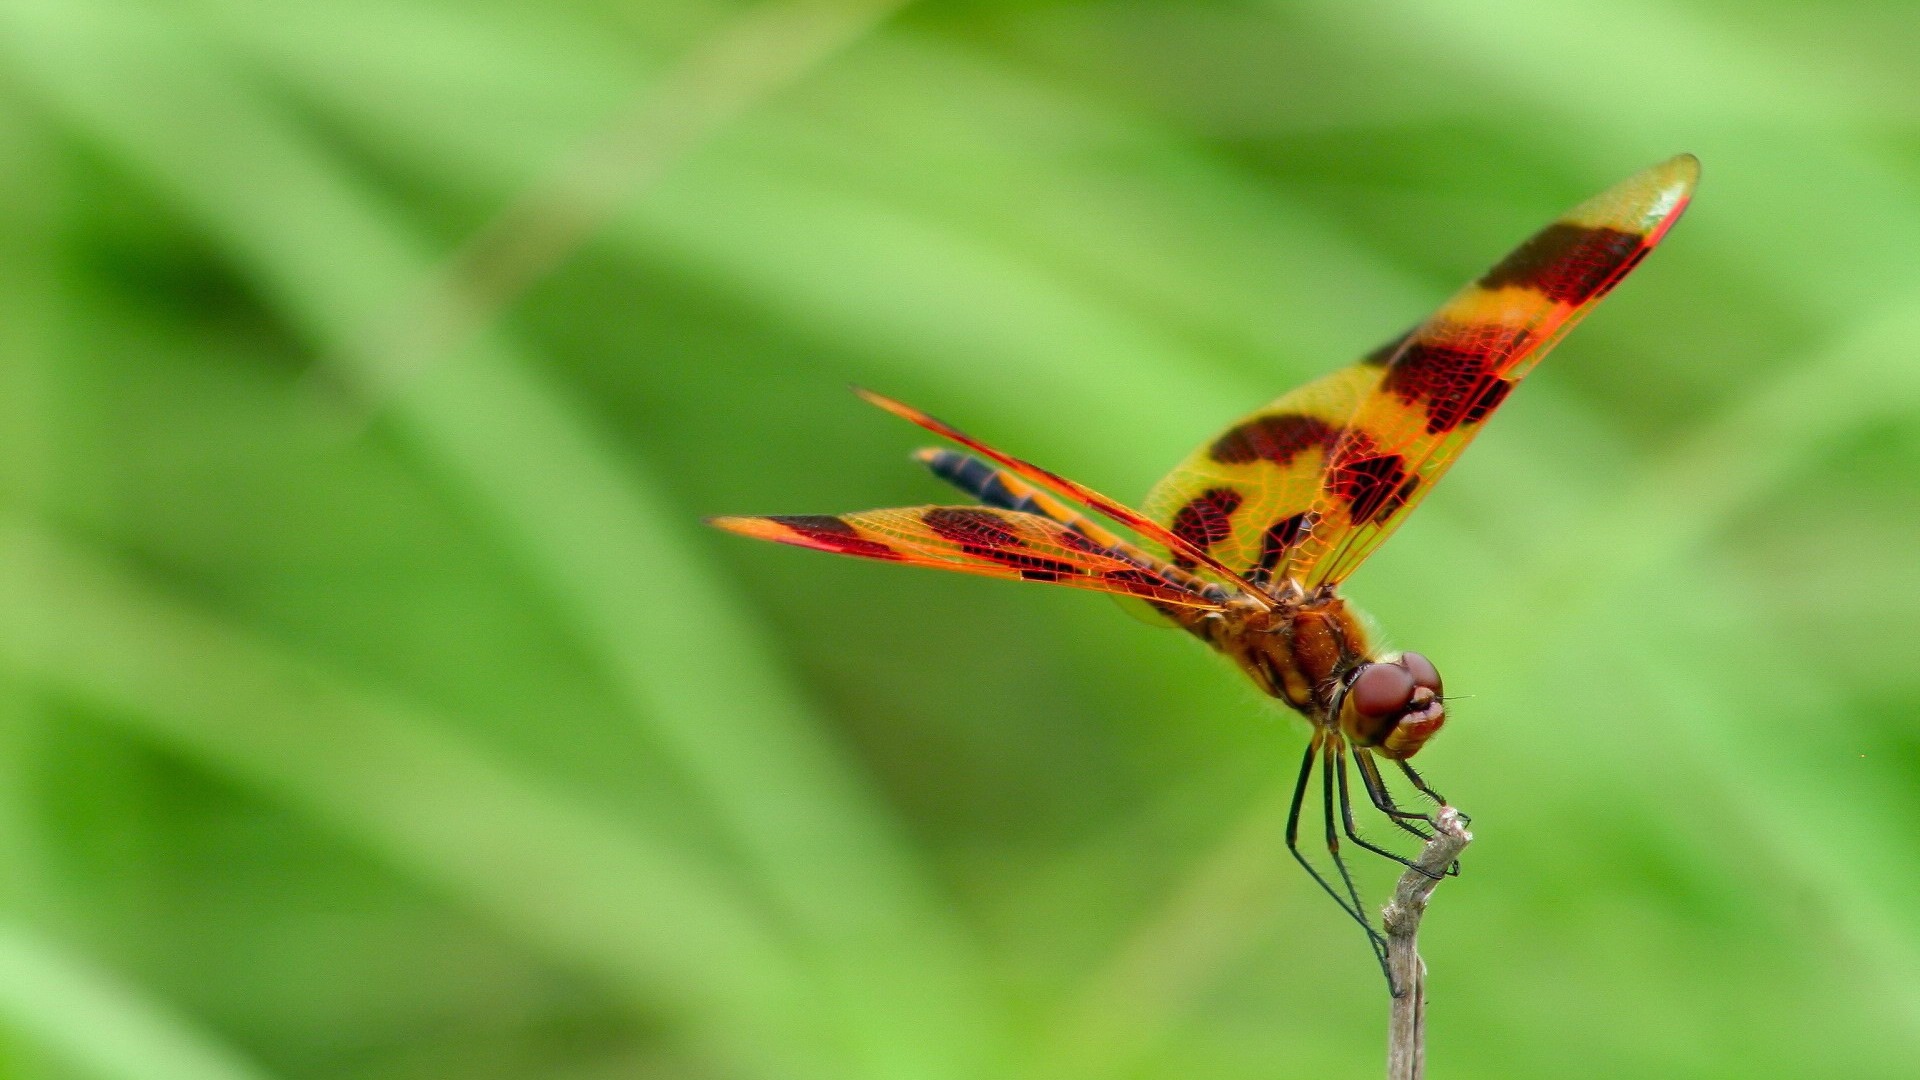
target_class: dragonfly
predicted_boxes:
[711,155,1697,981]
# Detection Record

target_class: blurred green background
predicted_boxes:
[0,0,1912,1078]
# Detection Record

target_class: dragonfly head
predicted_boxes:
[1336,652,1445,759]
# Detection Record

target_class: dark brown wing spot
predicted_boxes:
[1249,511,1311,583]
[1056,527,1104,554]
[1478,222,1646,305]
[1326,446,1417,525]
[1382,333,1521,435]
[923,507,1019,547]
[923,507,1080,581]
[769,515,904,560]
[1101,567,1178,595]
[1098,567,1187,615]
[1169,487,1243,569]
[1209,414,1339,465]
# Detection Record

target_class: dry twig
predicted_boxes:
[1381,805,1472,1080]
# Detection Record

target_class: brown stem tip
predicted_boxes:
[1383,806,1472,1080]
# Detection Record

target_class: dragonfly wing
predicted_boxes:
[1292,154,1698,587]
[855,388,1268,601]
[1146,156,1695,594]
[917,448,1217,626]
[1143,361,1382,587]
[710,506,1231,611]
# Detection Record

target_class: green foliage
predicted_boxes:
[0,0,1909,1076]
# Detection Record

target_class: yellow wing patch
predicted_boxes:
[1147,155,1698,593]
[1293,154,1698,587]
[1144,362,1380,586]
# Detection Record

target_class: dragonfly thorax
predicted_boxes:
[1200,593,1447,760]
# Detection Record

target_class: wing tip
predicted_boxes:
[850,384,910,417]
[1656,151,1701,182]
[1565,153,1700,236]
[706,515,785,541]
[1649,151,1701,204]
[1639,153,1699,244]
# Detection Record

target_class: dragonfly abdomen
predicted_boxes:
[918,447,1233,606]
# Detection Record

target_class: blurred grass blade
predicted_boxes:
[363,0,907,399]
[1032,791,1295,1080]
[0,2,1002,1075]
[0,91,60,930]
[195,0,1431,457]
[1621,586,1920,1035]
[0,925,276,1080]
[1480,298,1920,1033]
[0,517,829,1077]
[1295,0,1920,321]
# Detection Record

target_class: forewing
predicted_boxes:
[855,388,1268,602]
[1290,154,1700,587]
[709,507,1229,611]
[1144,362,1381,586]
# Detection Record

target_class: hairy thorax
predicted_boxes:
[1177,588,1444,759]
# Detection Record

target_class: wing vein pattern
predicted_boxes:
[1145,155,1698,591]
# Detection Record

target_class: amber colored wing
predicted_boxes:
[709,507,1231,611]
[854,388,1270,605]
[1144,361,1382,587]
[1147,154,1698,592]
[1294,154,1697,587]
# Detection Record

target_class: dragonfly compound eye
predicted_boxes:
[1340,660,1448,757]
[1349,662,1416,720]
[1399,651,1442,696]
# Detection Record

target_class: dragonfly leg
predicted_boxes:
[1335,740,1442,880]
[1395,757,1469,825]
[1354,749,1438,836]
[1321,738,1393,987]
[1359,750,1461,877]
[1284,731,1392,986]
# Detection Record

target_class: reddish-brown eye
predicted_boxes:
[1400,652,1442,695]
[1350,663,1416,719]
